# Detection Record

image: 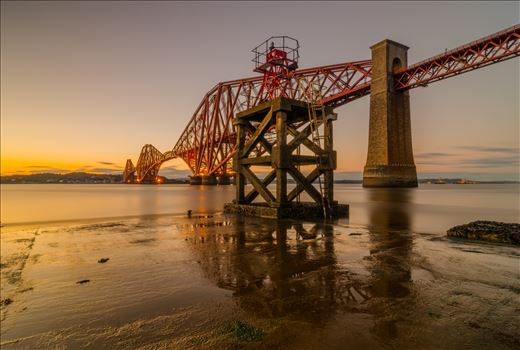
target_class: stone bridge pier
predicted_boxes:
[363,39,418,188]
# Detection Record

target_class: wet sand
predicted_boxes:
[1,212,519,349]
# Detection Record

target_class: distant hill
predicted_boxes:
[417,178,518,184]
[1,172,192,184]
[1,172,123,184]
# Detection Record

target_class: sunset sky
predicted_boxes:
[1,1,518,180]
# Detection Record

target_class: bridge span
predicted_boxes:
[123,25,519,186]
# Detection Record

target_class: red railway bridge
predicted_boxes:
[123,25,519,186]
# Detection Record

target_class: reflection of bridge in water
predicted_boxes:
[182,189,414,339]
[124,25,519,187]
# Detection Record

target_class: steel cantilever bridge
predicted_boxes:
[123,25,520,184]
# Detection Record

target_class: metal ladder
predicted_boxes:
[299,77,330,218]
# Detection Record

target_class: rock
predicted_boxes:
[447,221,520,245]
[97,258,109,263]
[76,279,90,284]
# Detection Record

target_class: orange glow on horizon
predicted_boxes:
[0,158,116,176]
[0,156,193,176]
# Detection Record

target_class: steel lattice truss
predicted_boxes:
[134,144,163,182]
[126,24,520,183]
[395,24,520,90]
[122,159,136,183]
[130,61,372,182]
[172,60,372,178]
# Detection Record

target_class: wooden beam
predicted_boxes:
[292,155,318,165]
[287,167,321,202]
[287,119,324,152]
[287,123,313,152]
[287,124,324,154]
[240,108,273,158]
[243,123,273,154]
[240,156,272,166]
[244,169,276,203]
[242,166,276,205]
[287,166,323,203]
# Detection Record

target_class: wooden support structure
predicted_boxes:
[225,97,348,219]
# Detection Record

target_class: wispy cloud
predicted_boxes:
[159,165,191,178]
[415,146,520,169]
[17,164,123,175]
[161,165,185,171]
[27,168,70,174]
[24,165,68,172]
[97,161,119,166]
[457,146,520,154]
[460,156,519,168]
[73,165,93,171]
[68,163,123,173]
[415,152,452,159]
[415,152,456,166]
[416,160,454,166]
[88,167,122,174]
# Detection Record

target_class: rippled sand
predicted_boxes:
[1,214,519,349]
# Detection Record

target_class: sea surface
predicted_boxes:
[1,183,519,232]
[1,183,519,349]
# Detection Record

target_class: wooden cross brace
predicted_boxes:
[233,97,336,208]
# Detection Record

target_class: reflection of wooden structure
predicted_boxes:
[225,97,348,219]
[185,216,371,320]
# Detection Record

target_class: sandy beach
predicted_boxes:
[1,212,519,349]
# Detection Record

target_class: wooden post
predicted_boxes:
[323,109,337,210]
[276,111,288,207]
[234,119,246,203]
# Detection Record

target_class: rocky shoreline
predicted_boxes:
[447,220,520,245]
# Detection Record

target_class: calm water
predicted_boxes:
[1,183,519,349]
[1,183,519,234]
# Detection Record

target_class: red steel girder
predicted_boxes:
[395,24,520,90]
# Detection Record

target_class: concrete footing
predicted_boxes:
[201,175,218,185]
[224,202,349,220]
[363,165,418,187]
[189,176,202,185]
[217,176,232,185]
[191,175,233,185]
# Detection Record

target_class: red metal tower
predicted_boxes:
[252,36,299,101]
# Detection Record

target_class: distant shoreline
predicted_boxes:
[335,179,520,185]
[1,172,518,185]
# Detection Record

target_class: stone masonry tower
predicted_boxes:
[363,39,418,187]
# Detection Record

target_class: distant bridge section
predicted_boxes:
[394,24,520,90]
